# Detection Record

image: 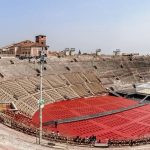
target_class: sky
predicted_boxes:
[0,0,150,54]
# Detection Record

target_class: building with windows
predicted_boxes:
[0,35,49,57]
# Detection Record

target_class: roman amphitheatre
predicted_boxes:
[1,36,150,149]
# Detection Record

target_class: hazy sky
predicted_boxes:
[0,0,150,54]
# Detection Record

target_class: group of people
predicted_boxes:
[48,130,150,147]
[49,130,61,139]
[48,131,98,145]
[73,135,97,145]
[108,138,150,146]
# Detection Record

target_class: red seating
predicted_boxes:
[32,96,150,141]
[4,111,33,126]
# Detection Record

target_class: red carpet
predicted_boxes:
[32,96,150,141]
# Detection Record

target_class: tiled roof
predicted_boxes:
[13,40,47,47]
[2,40,48,49]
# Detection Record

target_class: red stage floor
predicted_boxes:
[32,96,150,141]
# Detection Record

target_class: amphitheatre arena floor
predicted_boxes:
[1,123,150,150]
[32,96,150,142]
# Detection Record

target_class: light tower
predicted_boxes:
[38,47,45,144]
